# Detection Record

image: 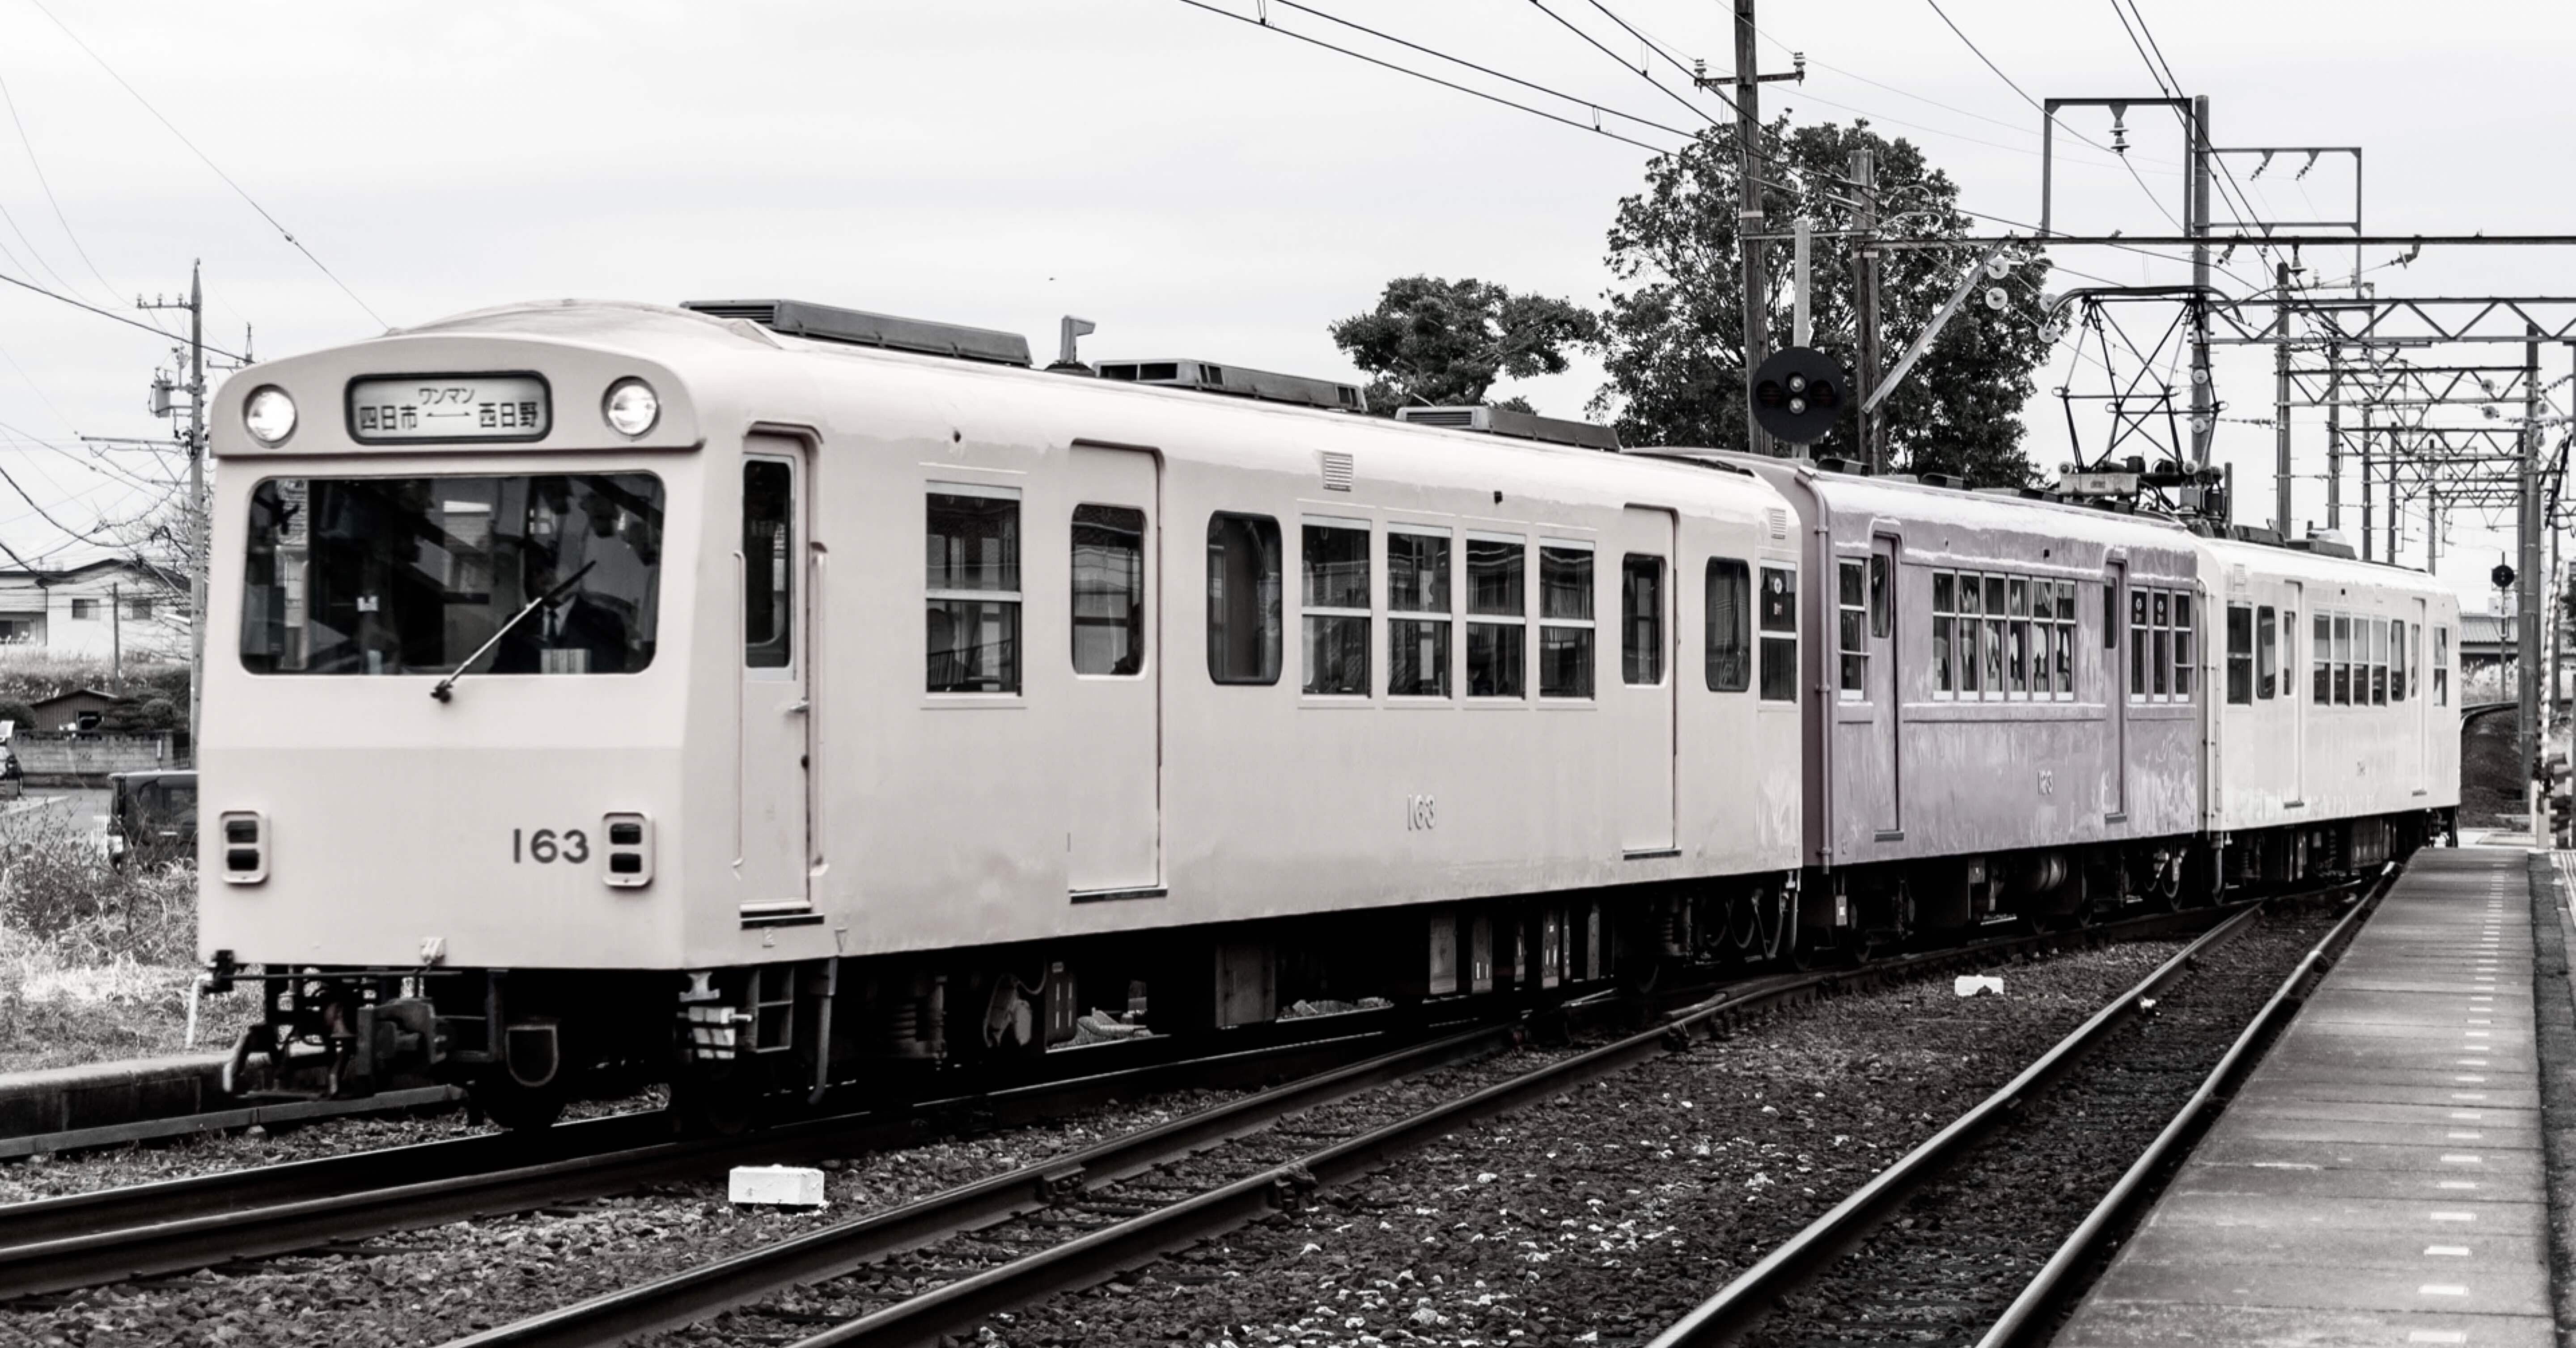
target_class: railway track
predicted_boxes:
[1639,867,2394,1348]
[414,904,2234,1348]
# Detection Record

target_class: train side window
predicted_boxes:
[2331,614,2351,704]
[2225,604,2254,704]
[2150,592,2171,700]
[2102,578,2118,649]
[1837,559,1868,698]
[2372,619,2390,705]
[1302,520,1371,696]
[1205,513,1282,686]
[1623,555,1666,686]
[2435,626,2450,704]
[1388,528,1453,697]
[1467,534,1526,698]
[926,488,1021,694]
[2313,612,2331,702]
[2053,581,2076,699]
[1757,564,1796,702]
[1957,572,1983,698]
[2004,577,2029,698]
[1930,572,1956,698]
[2390,619,2407,701]
[2256,605,2277,700]
[1868,552,1890,638]
[1539,543,1596,699]
[1071,505,1145,676]
[1705,558,1750,692]
[2127,590,2147,703]
[2171,593,2195,701]
[2283,609,2297,699]
[1983,575,2006,697]
[744,460,794,669]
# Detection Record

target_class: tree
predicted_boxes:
[1592,119,2054,485]
[1330,276,1602,415]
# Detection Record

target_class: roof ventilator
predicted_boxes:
[680,299,1032,367]
[1393,404,1619,451]
[1097,359,1366,413]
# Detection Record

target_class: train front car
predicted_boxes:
[201,302,731,1126]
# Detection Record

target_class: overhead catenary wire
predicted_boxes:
[1170,0,1679,153]
[1521,0,1729,131]
[26,0,385,328]
[1917,0,2181,231]
[0,61,162,332]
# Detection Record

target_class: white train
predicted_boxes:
[196,298,2456,1126]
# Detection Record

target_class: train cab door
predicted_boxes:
[1614,506,1677,856]
[739,442,813,920]
[2105,559,2130,822]
[1063,443,1162,897]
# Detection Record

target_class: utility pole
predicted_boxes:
[2521,323,2543,839]
[1731,0,1769,458]
[2274,262,2294,534]
[139,261,208,761]
[2359,399,2373,560]
[1850,148,1883,473]
[2325,341,2342,532]
[110,581,122,697]
[2188,95,2216,469]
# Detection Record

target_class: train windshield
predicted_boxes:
[240,473,663,676]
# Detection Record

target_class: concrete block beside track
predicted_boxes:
[0,1054,226,1141]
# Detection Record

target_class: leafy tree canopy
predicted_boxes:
[1591,119,2054,485]
[1330,276,1601,415]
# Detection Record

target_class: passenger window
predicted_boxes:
[1957,572,1983,697]
[1868,553,1890,638]
[2331,614,2351,704]
[2435,626,2450,704]
[1623,555,1665,686]
[2283,610,2297,700]
[1466,535,1526,699]
[2318,613,2334,703]
[2372,619,2390,705]
[2390,619,2408,701]
[744,461,794,669]
[2171,593,2195,700]
[1758,565,1797,702]
[2255,605,2275,700]
[2005,577,2029,699]
[1705,559,1750,692]
[2225,603,2253,705]
[1984,575,2006,695]
[1071,505,1145,676]
[1206,513,1283,685]
[926,489,1021,693]
[1838,559,1868,698]
[1302,521,1371,695]
[2128,590,2147,703]
[1931,572,1956,698]
[2150,592,2170,699]
[1388,529,1453,697]
[2053,581,2076,699]
[1539,543,1596,699]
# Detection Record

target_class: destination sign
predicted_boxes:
[348,374,551,443]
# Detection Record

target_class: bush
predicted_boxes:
[0,654,192,732]
[0,700,32,733]
[0,809,195,967]
[141,698,178,729]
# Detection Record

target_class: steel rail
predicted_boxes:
[522,906,2239,1348]
[0,1022,1460,1301]
[1640,890,2298,1348]
[1970,863,2398,1348]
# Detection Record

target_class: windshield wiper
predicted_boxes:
[430,561,597,702]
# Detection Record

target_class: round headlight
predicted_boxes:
[603,378,659,438]
[243,386,297,445]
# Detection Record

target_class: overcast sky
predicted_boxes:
[0,0,2567,607]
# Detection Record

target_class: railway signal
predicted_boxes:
[1749,346,1847,446]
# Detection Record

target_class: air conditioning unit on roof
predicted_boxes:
[1394,405,1619,451]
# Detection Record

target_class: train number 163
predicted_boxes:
[512,828,591,865]
[1405,794,1436,831]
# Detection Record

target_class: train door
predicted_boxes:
[739,441,812,919]
[2106,560,2130,821]
[1063,443,1162,896]
[1869,534,1902,836]
[2413,595,2429,792]
[1615,506,1677,855]
[2290,581,2307,804]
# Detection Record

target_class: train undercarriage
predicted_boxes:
[213,806,2453,1130]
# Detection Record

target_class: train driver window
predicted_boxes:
[1838,559,1868,698]
[1205,513,1282,685]
[1302,519,1371,696]
[1623,555,1665,687]
[2256,605,2277,700]
[2313,613,2331,702]
[2225,604,2254,705]
[1467,534,1527,698]
[745,461,794,670]
[1539,543,1596,699]
[1389,528,1453,697]
[1931,572,1956,698]
[926,487,1021,694]
[1706,559,1750,692]
[1071,505,1145,676]
[2435,626,2450,704]
[1757,565,1797,702]
[2390,619,2408,700]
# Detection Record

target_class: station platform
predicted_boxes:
[2056,847,2558,1347]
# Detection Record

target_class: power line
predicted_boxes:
[1522,0,1727,131]
[1170,0,1679,154]
[1261,1,1702,140]
[26,0,386,328]
[0,61,155,329]
[1571,0,1744,119]
[1918,0,2181,230]
[0,268,246,360]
